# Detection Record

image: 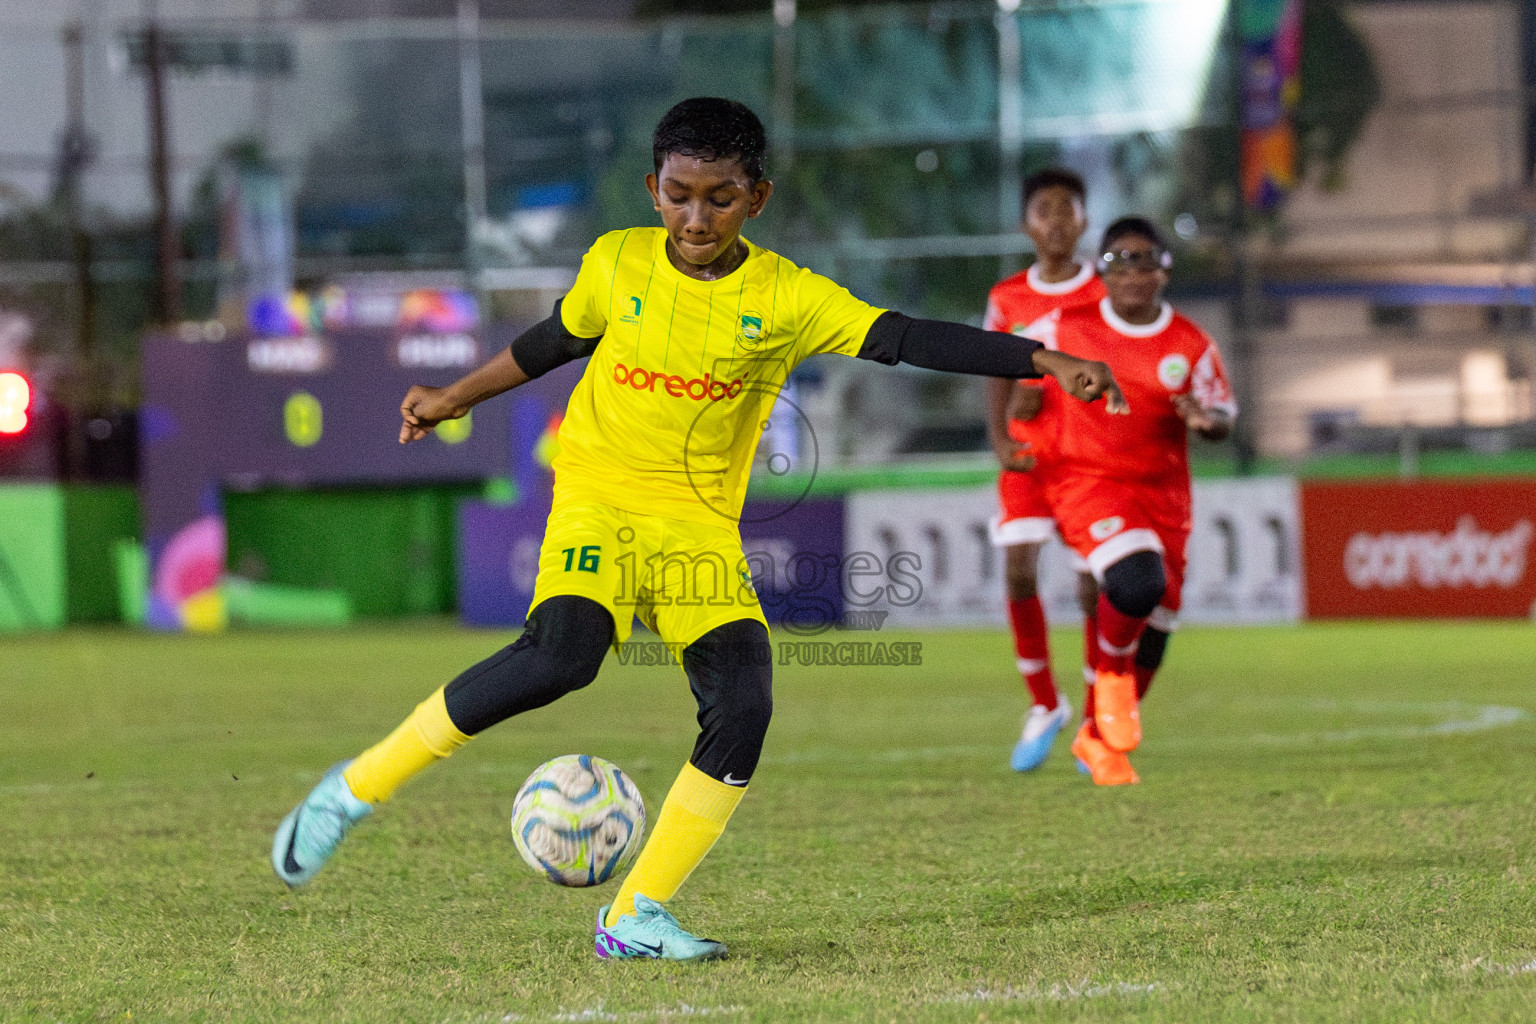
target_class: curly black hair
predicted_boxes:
[1100,216,1169,254]
[1022,167,1086,209]
[652,98,768,183]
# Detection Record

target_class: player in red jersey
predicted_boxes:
[1036,216,1236,785]
[984,168,1107,773]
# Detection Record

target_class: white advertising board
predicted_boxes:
[843,476,1302,628]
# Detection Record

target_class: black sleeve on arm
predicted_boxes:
[856,311,1044,379]
[509,297,602,380]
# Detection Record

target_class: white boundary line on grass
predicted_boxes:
[758,701,1530,766]
[934,979,1166,1003]
[1244,702,1528,745]
[1465,956,1536,976]
[446,1006,745,1024]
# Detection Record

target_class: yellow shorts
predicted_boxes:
[528,501,767,649]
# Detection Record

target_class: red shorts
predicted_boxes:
[1046,472,1190,627]
[990,416,1057,547]
[990,468,1056,546]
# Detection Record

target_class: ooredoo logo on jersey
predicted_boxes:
[612,363,744,401]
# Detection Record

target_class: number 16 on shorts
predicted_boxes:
[562,546,601,573]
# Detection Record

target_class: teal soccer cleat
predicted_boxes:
[595,894,727,961]
[271,761,373,887]
[1010,698,1072,772]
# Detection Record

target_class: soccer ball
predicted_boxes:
[510,754,646,887]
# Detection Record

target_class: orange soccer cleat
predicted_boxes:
[1070,722,1140,786]
[1092,668,1141,752]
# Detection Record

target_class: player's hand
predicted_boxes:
[1031,350,1129,414]
[1173,393,1232,439]
[1171,393,1216,431]
[994,440,1037,473]
[1005,382,1044,423]
[399,385,467,444]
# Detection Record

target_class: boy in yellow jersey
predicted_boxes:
[272,98,1126,961]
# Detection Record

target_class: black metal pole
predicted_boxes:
[1228,6,1258,476]
[61,22,96,366]
[145,16,180,325]
[1522,0,1536,184]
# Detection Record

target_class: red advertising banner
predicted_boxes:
[1301,479,1536,618]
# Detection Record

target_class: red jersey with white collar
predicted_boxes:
[1037,297,1236,488]
[983,262,1106,463]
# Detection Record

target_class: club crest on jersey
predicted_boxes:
[738,311,765,349]
[1158,353,1190,390]
[619,296,642,325]
[1089,516,1125,541]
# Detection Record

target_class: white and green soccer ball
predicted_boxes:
[510,754,646,887]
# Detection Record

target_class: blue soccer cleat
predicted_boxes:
[271,760,373,887]
[595,894,727,962]
[1010,698,1072,772]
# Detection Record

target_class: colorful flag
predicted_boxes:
[1239,0,1303,212]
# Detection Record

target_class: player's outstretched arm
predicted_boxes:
[857,312,1127,413]
[399,347,528,443]
[399,299,601,443]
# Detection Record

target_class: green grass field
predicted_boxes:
[4,622,1536,1023]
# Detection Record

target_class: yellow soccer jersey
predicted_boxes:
[555,226,885,524]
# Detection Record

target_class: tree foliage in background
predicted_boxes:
[1170,0,1380,255]
[637,0,930,14]
[1295,0,1380,191]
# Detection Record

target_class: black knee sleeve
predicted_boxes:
[1135,626,1169,672]
[681,619,774,787]
[1101,550,1166,619]
[442,595,613,735]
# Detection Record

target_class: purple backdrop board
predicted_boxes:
[454,377,581,628]
[457,495,551,628]
[456,492,846,631]
[739,498,845,631]
[142,325,516,520]
[140,321,545,627]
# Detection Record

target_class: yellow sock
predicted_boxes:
[605,762,745,927]
[342,687,470,804]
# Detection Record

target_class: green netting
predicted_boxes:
[223,485,480,617]
[1247,450,1536,481]
[113,540,148,627]
[745,451,1536,497]
[62,485,140,624]
[0,484,66,631]
[222,577,353,628]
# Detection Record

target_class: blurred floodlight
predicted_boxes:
[1012,0,1228,139]
[0,372,31,435]
[915,149,940,173]
[1174,212,1199,240]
